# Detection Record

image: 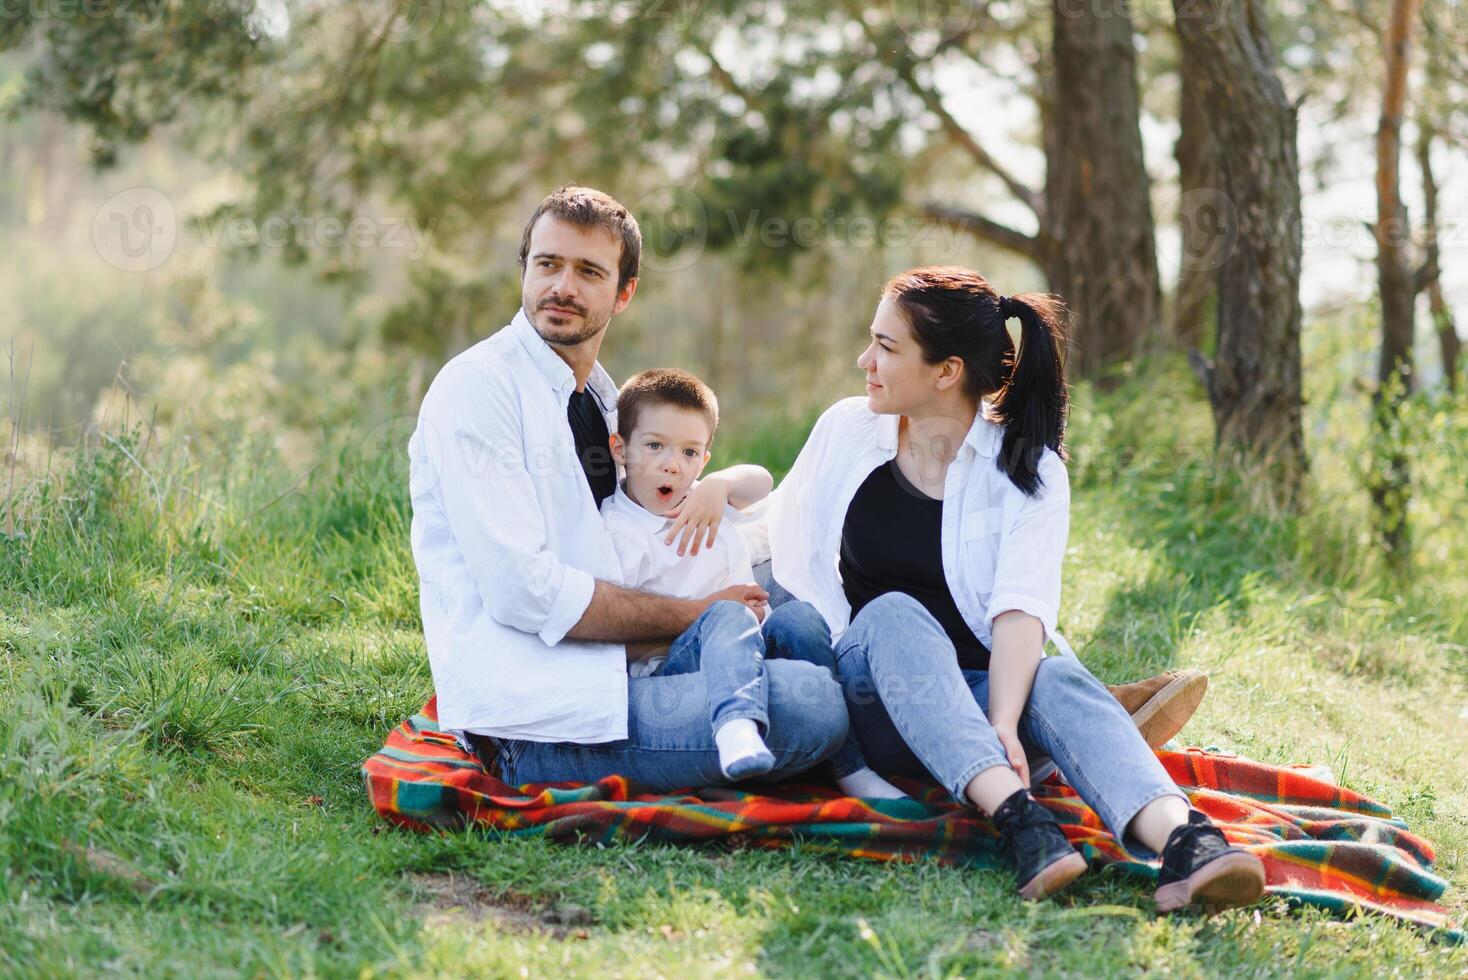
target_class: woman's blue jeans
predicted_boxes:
[753,561,1186,854]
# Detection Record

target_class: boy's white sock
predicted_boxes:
[714,718,775,780]
[837,767,909,800]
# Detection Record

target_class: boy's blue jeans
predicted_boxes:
[753,561,1185,854]
[490,600,849,792]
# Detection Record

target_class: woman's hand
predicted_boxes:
[993,724,1030,787]
[663,476,730,556]
[987,611,1045,788]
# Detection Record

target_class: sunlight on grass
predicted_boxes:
[0,356,1464,975]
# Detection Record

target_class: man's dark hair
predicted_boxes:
[518,184,642,292]
[616,369,720,443]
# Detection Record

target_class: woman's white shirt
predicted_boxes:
[764,397,1074,655]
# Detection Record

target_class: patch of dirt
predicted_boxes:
[406,871,595,940]
[62,841,158,895]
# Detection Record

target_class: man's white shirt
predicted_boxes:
[408,308,629,744]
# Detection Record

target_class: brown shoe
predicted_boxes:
[1106,669,1208,750]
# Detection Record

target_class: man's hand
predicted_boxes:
[705,583,770,622]
[663,476,731,556]
[993,724,1030,787]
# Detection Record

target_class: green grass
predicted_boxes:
[1,359,1465,977]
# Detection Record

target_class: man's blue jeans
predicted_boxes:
[491,601,849,792]
[753,561,1185,854]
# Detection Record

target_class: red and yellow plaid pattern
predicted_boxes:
[365,699,1461,941]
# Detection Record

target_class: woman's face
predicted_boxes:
[857,296,952,416]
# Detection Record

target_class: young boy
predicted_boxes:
[602,369,780,779]
[603,369,905,797]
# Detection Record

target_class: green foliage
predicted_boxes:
[713,407,822,482]
[0,5,1462,966]
[3,0,1017,348]
[0,363,1465,974]
[0,1,267,167]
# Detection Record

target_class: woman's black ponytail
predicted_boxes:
[883,268,1070,497]
[991,293,1069,496]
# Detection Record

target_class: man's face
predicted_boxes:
[609,404,713,514]
[520,216,636,347]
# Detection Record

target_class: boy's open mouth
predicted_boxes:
[656,483,675,501]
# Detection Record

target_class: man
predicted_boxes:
[407,184,1205,794]
[407,185,849,790]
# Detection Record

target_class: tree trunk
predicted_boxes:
[895,4,1158,380]
[1371,0,1421,563]
[1429,281,1462,394]
[1172,0,1307,502]
[1417,124,1461,392]
[1044,0,1161,379]
[1171,66,1218,349]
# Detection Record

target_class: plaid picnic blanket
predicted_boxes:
[364,698,1461,941]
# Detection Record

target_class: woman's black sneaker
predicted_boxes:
[991,790,1087,900]
[1153,810,1265,912]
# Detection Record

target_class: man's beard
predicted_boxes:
[529,297,611,347]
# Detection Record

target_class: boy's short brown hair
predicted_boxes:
[616,369,720,443]
[518,184,642,292]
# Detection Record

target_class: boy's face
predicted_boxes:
[610,404,713,513]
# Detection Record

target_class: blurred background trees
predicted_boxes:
[1,0,1466,567]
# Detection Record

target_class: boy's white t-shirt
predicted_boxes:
[600,482,758,677]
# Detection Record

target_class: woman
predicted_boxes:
[761,267,1265,908]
